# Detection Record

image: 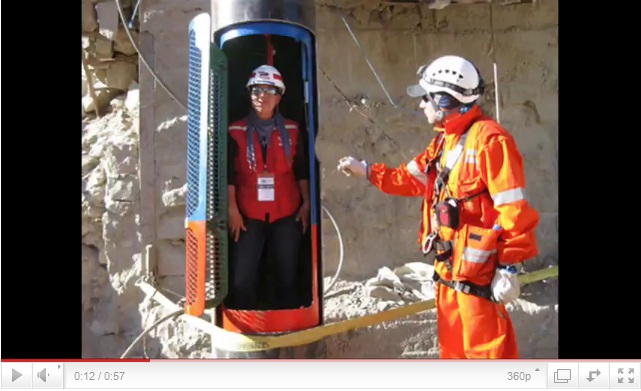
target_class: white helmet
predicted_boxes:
[407,55,484,104]
[246,65,286,94]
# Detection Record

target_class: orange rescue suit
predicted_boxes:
[368,104,539,358]
[228,118,302,223]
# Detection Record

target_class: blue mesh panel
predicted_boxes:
[186,29,201,218]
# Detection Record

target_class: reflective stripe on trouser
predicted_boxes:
[435,281,518,359]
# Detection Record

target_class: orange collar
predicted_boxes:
[433,104,483,135]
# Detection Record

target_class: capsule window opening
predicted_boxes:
[220,33,316,312]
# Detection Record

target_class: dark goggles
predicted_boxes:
[422,92,459,110]
[250,86,280,96]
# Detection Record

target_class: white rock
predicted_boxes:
[106,176,139,202]
[125,82,140,114]
[83,89,121,114]
[82,62,89,97]
[104,141,138,176]
[110,95,127,110]
[162,184,187,208]
[366,285,402,301]
[366,266,403,290]
[426,0,452,10]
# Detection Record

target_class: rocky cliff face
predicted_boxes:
[82,0,208,358]
[82,98,144,357]
[82,0,139,116]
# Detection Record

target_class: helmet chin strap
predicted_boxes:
[427,94,461,123]
[434,107,459,122]
[427,94,471,123]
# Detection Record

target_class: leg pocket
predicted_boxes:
[453,224,500,282]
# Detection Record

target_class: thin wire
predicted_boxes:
[488,1,501,123]
[114,0,188,112]
[337,9,422,118]
[338,12,397,108]
[319,68,403,150]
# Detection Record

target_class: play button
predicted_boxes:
[2,363,32,388]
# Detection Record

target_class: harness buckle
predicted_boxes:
[434,177,445,196]
[454,281,471,294]
[422,232,438,254]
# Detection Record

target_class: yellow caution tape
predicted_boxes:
[139,266,558,353]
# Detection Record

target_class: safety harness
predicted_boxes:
[421,123,498,303]
[245,112,292,172]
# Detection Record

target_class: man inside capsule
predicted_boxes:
[226,64,311,310]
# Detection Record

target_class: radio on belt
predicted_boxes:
[435,198,461,229]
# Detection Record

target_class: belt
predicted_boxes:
[432,271,497,303]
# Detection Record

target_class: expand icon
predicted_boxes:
[617,367,635,384]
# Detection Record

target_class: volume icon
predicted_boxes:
[37,368,47,382]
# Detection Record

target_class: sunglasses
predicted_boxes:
[422,93,447,103]
[250,86,280,96]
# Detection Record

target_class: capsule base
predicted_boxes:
[211,342,320,359]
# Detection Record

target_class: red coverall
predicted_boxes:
[368,104,539,358]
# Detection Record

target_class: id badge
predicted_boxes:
[257,173,275,202]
